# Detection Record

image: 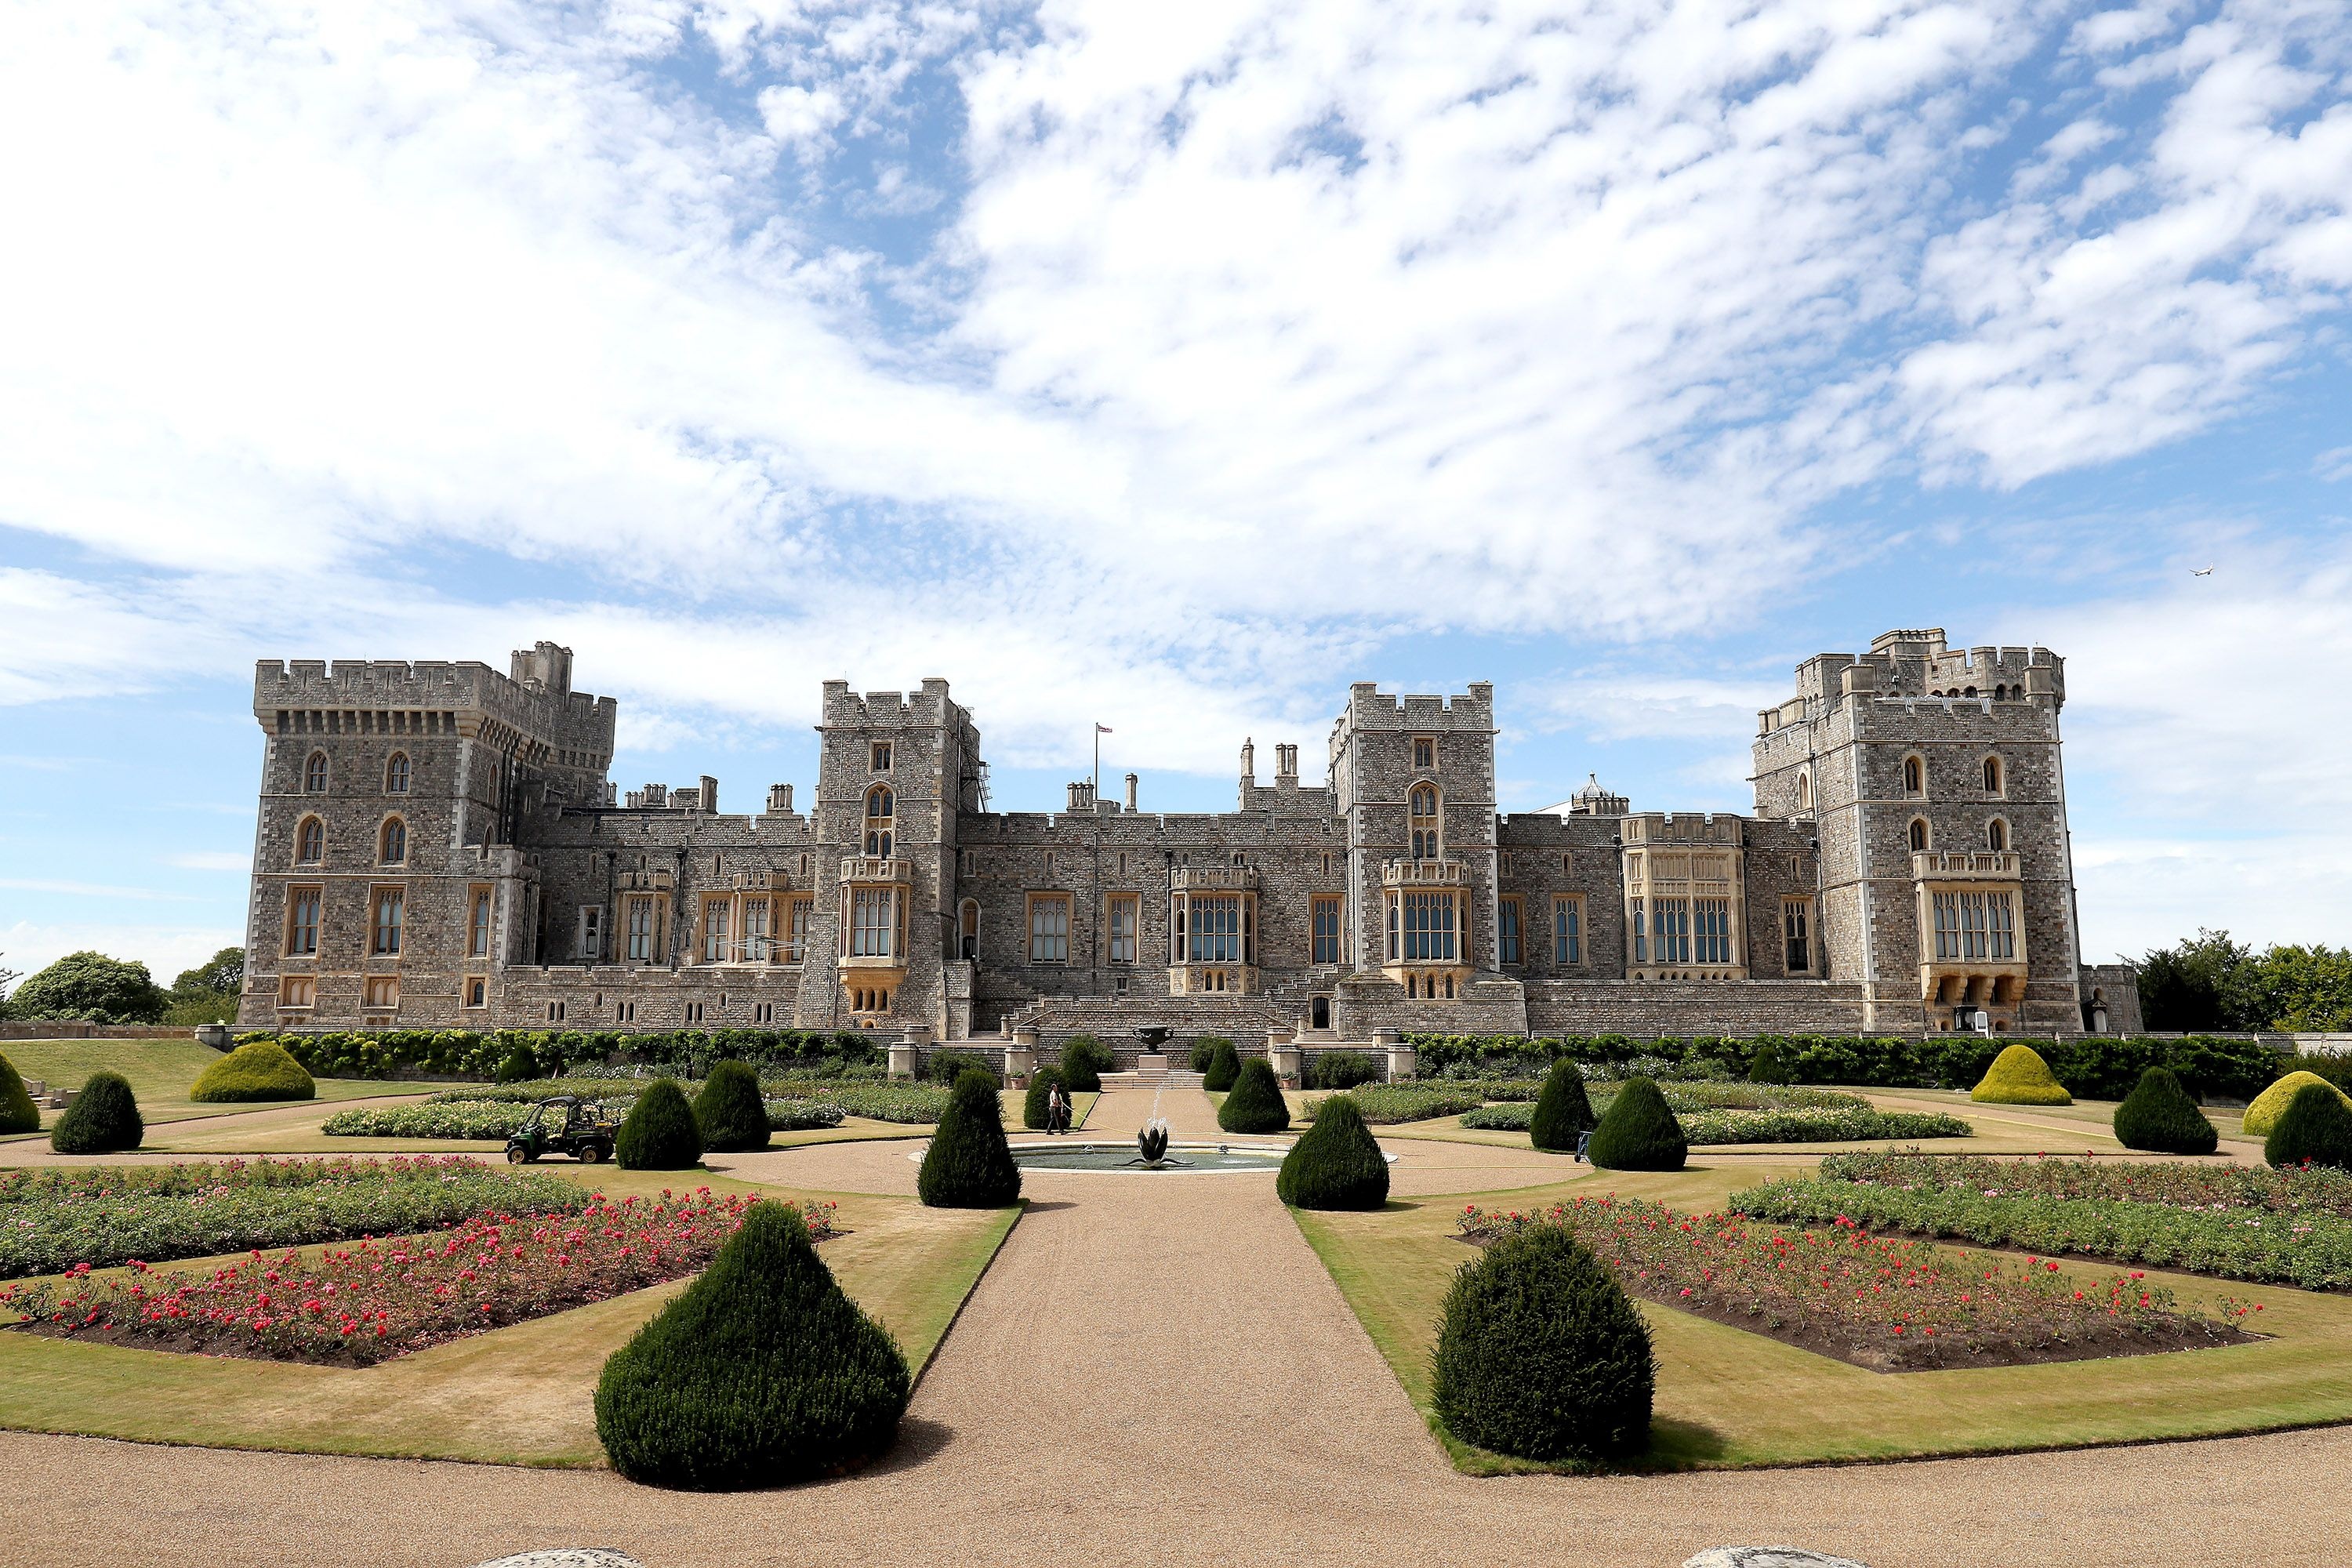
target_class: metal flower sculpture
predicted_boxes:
[1137,1119,1171,1165]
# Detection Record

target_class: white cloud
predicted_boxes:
[0,878,201,902]
[162,852,253,873]
[1,920,241,990]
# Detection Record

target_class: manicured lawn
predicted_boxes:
[0,1039,447,1136]
[1295,1159,2352,1472]
[0,1163,1019,1466]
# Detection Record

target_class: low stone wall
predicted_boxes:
[0,1023,194,1041]
[1522,980,1869,1036]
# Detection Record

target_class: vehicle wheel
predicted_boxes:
[505,1145,527,1164]
[582,1142,608,1163]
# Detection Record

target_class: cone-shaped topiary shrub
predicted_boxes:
[1189,1037,1225,1074]
[694,1060,772,1152]
[2267,1082,2352,1171]
[189,1040,316,1103]
[2113,1066,2217,1156]
[1969,1044,2072,1105]
[0,1053,38,1135]
[595,1200,912,1489]
[49,1071,143,1155]
[1218,1058,1290,1134]
[918,1069,1022,1207]
[1201,1038,1241,1092]
[1022,1067,1065,1131]
[2244,1071,2352,1138]
[616,1080,703,1170]
[1058,1034,1112,1094]
[1276,1094,1388,1209]
[1528,1059,1596,1152]
[1584,1078,1686,1171]
[1747,1040,1791,1084]
[493,1044,540,1083]
[1431,1224,1653,1465]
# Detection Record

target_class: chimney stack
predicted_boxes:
[1124,771,1139,812]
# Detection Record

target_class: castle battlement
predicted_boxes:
[255,645,617,753]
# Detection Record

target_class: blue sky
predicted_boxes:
[2,0,2350,989]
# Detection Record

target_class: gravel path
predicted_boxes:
[1,1086,2343,1566]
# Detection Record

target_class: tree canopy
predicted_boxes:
[9,952,169,1025]
[2137,930,2352,1032]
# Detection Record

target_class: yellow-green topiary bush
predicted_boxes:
[2243,1071,2352,1139]
[1969,1044,2071,1105]
[190,1040,317,1103]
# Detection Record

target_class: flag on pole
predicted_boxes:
[1096,723,1113,733]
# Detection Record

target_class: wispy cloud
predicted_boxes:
[0,878,201,902]
[162,851,252,873]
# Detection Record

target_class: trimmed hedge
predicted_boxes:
[190,1041,316,1103]
[2245,1071,2352,1138]
[1403,1031,2285,1102]
[694,1062,771,1152]
[1058,1035,1113,1094]
[1218,1058,1290,1134]
[616,1080,703,1170]
[2112,1067,2218,1156]
[1189,1037,1225,1073]
[1747,1040,1791,1083]
[922,1050,1002,1088]
[1304,1051,1382,1091]
[50,1072,143,1155]
[1201,1039,1242,1093]
[1431,1224,1654,1465]
[1584,1078,1685,1171]
[1276,1096,1388,1210]
[918,1071,1021,1207]
[0,1053,42,1135]
[1970,1044,2071,1105]
[2267,1083,2352,1171]
[594,1201,911,1489]
[1022,1067,1065,1131]
[493,1045,540,1083]
[1529,1060,1595,1152]
[231,1026,880,1083]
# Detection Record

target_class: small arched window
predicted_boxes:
[1795,771,1813,811]
[385,752,410,793]
[1902,755,1924,795]
[1908,818,1929,853]
[864,786,895,858]
[1409,783,1441,859]
[379,816,407,866]
[295,817,324,864]
[1982,755,2003,796]
[304,751,328,793]
[1987,818,2009,852]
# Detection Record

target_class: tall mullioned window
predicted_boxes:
[783,897,810,963]
[742,897,771,961]
[1933,891,2016,961]
[304,751,328,792]
[371,887,405,955]
[1030,895,1070,964]
[1398,891,1456,963]
[296,817,324,864]
[702,898,731,964]
[285,887,320,956]
[625,898,655,962]
[1650,897,1690,965]
[1497,896,1523,966]
[865,786,895,858]
[1909,818,1930,853]
[1311,895,1343,965]
[1408,784,1440,859]
[1553,897,1582,965]
[851,887,896,958]
[379,818,407,866]
[470,887,494,957]
[385,753,410,793]
[1187,896,1240,964]
[1108,895,1138,964]
[1987,818,2009,852]
[1783,898,1812,974]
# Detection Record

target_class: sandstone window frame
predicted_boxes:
[850,885,901,960]
[1497,894,1525,967]
[369,884,405,956]
[782,895,811,964]
[278,975,315,1010]
[283,884,321,958]
[1412,735,1436,770]
[1185,894,1244,964]
[1392,889,1458,964]
[1902,753,1926,797]
[623,895,660,963]
[1107,894,1138,964]
[295,816,325,866]
[1986,817,2009,853]
[1782,896,1814,975]
[385,752,410,794]
[1029,891,1072,964]
[1552,895,1584,966]
[361,975,400,1011]
[1693,898,1733,964]
[1408,783,1441,859]
[1311,894,1344,965]
[578,904,604,963]
[378,815,408,866]
[865,785,895,858]
[741,896,771,961]
[872,740,894,772]
[1982,754,2005,797]
[463,975,487,1009]
[702,895,732,964]
[469,885,494,958]
[1796,769,1813,811]
[304,750,329,793]
[1908,817,1930,853]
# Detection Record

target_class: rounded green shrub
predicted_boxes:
[2266,1082,2352,1171]
[1969,1044,2072,1105]
[1058,1035,1113,1094]
[595,1201,911,1489]
[2244,1071,2352,1138]
[0,1053,45,1135]
[1189,1037,1225,1074]
[1431,1224,1653,1465]
[922,1049,1001,1088]
[1747,1041,1792,1084]
[49,1071,143,1155]
[2112,1066,2217,1156]
[1528,1059,1596,1152]
[1218,1058,1290,1134]
[189,1040,316,1103]
[1276,1095,1388,1210]
[616,1080,703,1170]
[1201,1038,1241,1092]
[493,1045,540,1084]
[693,1061,771,1152]
[918,1069,1022,1207]
[1584,1078,1686,1171]
[1022,1067,1065,1131]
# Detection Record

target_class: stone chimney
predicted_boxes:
[699,775,718,813]
[1124,772,1139,811]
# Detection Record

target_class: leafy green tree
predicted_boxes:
[0,951,19,1021]
[2136,929,2256,1032]
[1584,1078,1686,1171]
[10,952,168,1025]
[172,947,246,999]
[2245,945,2352,1032]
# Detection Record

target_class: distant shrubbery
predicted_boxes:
[1057,1036,1114,1094]
[1302,1051,1382,1091]
[234,1027,883,1083]
[191,1041,315,1103]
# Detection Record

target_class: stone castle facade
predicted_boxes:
[237,630,2143,1045]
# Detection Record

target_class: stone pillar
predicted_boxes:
[1004,1043,1036,1087]
[1386,1042,1418,1082]
[1269,1042,1303,1086]
[891,1023,932,1080]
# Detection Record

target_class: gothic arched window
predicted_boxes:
[1908,818,1929,854]
[304,751,328,793]
[295,817,324,865]
[865,786,895,858]
[1409,783,1441,859]
[379,816,408,866]
[386,752,410,794]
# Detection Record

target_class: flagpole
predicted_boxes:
[1093,724,1101,804]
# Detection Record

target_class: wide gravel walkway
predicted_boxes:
[2,1086,2342,1566]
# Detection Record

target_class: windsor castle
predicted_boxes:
[236,630,2143,1049]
